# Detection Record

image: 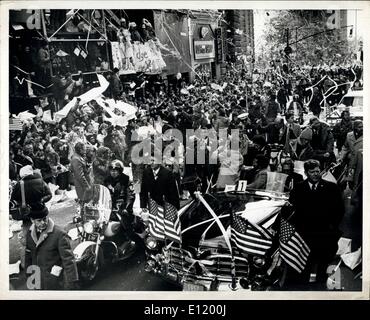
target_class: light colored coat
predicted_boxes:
[70,153,91,201]
[340,132,363,169]
[25,218,79,289]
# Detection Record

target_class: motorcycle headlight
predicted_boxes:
[145,236,158,250]
[252,256,266,268]
[144,260,156,272]
[83,221,95,234]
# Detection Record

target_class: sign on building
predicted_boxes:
[194,40,215,60]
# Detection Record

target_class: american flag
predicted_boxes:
[231,213,273,257]
[148,198,165,240]
[164,201,181,243]
[9,118,23,131]
[279,218,310,273]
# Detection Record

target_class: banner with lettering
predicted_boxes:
[112,40,166,75]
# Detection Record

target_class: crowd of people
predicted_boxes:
[9,59,363,290]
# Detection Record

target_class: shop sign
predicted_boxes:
[194,40,215,60]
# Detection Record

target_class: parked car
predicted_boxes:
[326,90,363,127]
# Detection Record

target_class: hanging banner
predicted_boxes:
[111,41,136,75]
[112,39,166,75]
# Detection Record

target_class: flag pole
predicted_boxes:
[163,196,168,248]
[229,204,237,291]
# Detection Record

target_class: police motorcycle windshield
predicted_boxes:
[83,184,112,224]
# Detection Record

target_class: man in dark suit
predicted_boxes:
[286,159,344,287]
[140,157,180,210]
[310,116,336,167]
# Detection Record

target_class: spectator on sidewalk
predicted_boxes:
[25,204,79,290]
[11,165,52,268]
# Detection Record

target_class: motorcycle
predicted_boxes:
[68,184,138,283]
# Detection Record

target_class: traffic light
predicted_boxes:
[284,45,292,55]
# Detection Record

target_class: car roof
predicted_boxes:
[342,90,363,98]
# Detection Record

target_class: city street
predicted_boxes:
[9,186,361,291]
[9,196,182,291]
[6,7,364,294]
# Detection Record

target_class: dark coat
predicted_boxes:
[110,74,122,100]
[104,173,130,210]
[11,174,52,211]
[311,123,336,165]
[280,123,302,144]
[70,153,91,201]
[332,119,353,152]
[92,158,110,185]
[265,100,281,121]
[277,88,288,104]
[311,123,335,154]
[308,90,323,115]
[284,172,304,192]
[292,142,315,161]
[258,121,283,144]
[25,218,79,290]
[9,160,21,180]
[140,166,180,209]
[289,179,344,262]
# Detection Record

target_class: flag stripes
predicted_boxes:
[9,118,22,131]
[148,198,181,243]
[148,198,165,240]
[279,218,310,273]
[164,201,181,243]
[231,213,273,257]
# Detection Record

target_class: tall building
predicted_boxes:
[221,10,255,76]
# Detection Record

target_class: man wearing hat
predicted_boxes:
[291,127,315,161]
[11,165,53,266]
[25,204,79,290]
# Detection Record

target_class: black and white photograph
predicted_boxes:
[1,1,368,299]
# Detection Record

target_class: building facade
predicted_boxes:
[221,10,255,77]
